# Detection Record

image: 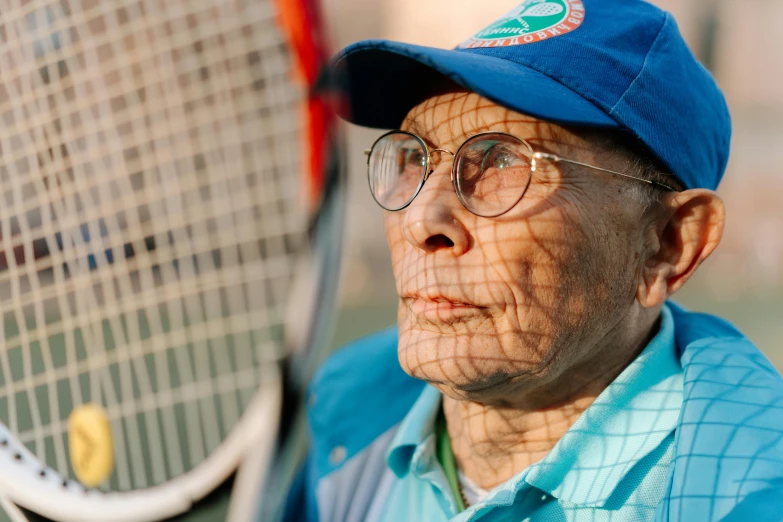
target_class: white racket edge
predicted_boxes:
[0,495,26,522]
[225,420,280,522]
[0,369,282,522]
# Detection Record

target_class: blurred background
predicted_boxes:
[322,0,783,369]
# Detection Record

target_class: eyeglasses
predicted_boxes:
[365,130,677,218]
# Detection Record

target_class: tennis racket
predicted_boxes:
[0,0,342,520]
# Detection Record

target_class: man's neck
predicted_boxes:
[444,312,661,490]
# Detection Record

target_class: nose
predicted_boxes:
[401,162,471,256]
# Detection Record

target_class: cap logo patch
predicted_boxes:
[458,0,585,49]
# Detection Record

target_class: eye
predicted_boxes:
[404,148,426,168]
[483,145,525,170]
[395,145,426,174]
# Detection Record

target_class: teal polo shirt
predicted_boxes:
[380,305,683,521]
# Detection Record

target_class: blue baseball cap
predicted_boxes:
[330,0,731,191]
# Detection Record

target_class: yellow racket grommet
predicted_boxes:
[68,404,115,487]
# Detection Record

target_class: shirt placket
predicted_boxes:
[410,435,463,518]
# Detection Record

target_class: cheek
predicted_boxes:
[477,208,580,299]
[478,201,624,338]
[522,201,640,320]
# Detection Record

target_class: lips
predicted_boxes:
[402,292,488,322]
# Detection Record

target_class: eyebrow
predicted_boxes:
[401,119,470,150]
[401,119,427,138]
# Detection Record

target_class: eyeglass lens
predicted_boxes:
[368,132,427,210]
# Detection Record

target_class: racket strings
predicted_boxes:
[0,0,305,492]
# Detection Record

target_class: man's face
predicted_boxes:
[386,92,654,405]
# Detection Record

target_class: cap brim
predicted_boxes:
[331,40,620,130]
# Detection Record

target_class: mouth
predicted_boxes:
[402,293,489,322]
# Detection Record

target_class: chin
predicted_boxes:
[396,324,547,397]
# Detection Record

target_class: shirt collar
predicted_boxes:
[523,303,682,507]
[387,384,442,478]
[385,304,682,508]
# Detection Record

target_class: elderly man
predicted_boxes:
[285,1,783,521]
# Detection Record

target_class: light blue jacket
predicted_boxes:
[285,302,783,521]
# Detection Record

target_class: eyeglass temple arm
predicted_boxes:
[533,152,677,192]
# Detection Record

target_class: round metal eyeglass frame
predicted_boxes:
[365,130,678,218]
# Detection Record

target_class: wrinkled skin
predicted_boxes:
[384,92,725,488]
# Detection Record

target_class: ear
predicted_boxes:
[636,189,725,308]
